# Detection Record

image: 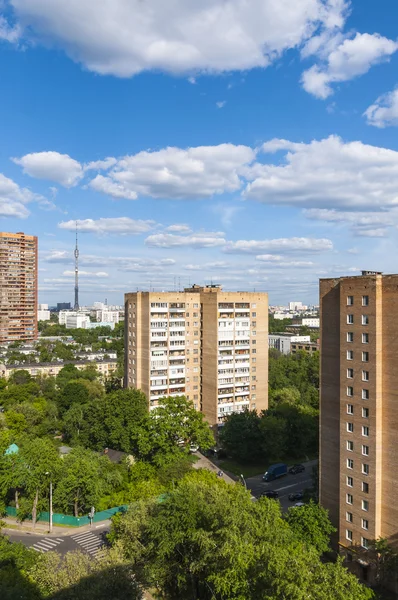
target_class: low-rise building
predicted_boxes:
[291,340,319,354]
[38,303,51,321]
[302,317,320,328]
[269,334,311,355]
[0,359,118,380]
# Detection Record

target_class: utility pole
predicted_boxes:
[45,472,53,533]
[74,221,79,310]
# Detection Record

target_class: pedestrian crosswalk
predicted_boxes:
[71,530,105,557]
[31,537,65,553]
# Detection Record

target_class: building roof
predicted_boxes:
[5,443,19,455]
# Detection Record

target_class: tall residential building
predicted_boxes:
[320,271,398,572]
[125,285,268,425]
[0,232,38,343]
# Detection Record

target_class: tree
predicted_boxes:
[258,413,287,460]
[285,500,336,555]
[220,410,263,462]
[57,381,90,414]
[9,370,32,386]
[0,533,41,600]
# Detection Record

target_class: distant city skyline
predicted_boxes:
[1,1,398,305]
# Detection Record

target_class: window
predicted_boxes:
[347,386,353,397]
[347,296,354,306]
[251,385,256,390]
[362,500,369,511]
[347,368,354,379]
[362,519,369,531]
[347,441,354,451]
[362,464,369,475]
[252,321,256,327]
[347,476,353,487]
[362,482,369,494]
[346,530,353,542]
[346,512,353,523]
[362,389,369,400]
[347,332,354,342]
[362,426,369,437]
[361,537,369,549]
[347,350,354,360]
[362,407,369,418]
[362,315,369,325]
[362,296,369,306]
[362,371,369,382]
[346,494,353,505]
[347,422,354,433]
[362,352,369,362]
[362,445,369,456]
[347,404,354,415]
[252,375,256,381]
[347,314,354,324]
[193,304,199,309]
[362,333,369,344]
[252,303,257,308]
[347,458,354,469]
[252,312,257,317]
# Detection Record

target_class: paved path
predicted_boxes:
[192,451,236,484]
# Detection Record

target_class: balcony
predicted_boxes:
[150,384,168,391]
[150,306,168,313]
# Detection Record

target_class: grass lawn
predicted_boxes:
[219,453,318,479]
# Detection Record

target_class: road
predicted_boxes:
[245,459,318,511]
[4,525,110,557]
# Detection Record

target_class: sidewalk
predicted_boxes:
[2,516,111,537]
[192,452,237,484]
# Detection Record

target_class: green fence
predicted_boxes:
[5,504,128,527]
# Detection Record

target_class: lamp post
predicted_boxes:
[45,472,53,533]
[240,474,247,489]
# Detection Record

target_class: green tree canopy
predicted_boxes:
[285,500,336,555]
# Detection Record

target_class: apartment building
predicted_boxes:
[0,232,38,343]
[320,271,398,575]
[0,359,118,380]
[124,285,268,425]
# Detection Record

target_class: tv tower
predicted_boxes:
[74,221,79,310]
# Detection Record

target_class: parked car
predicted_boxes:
[189,444,199,453]
[261,490,279,499]
[289,464,305,474]
[262,463,287,482]
[288,491,304,501]
[294,502,305,507]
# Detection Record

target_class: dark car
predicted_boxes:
[289,464,305,474]
[288,491,304,501]
[261,490,279,499]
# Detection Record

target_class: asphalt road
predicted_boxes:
[4,525,110,557]
[246,459,318,511]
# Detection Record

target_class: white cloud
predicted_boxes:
[0,172,43,218]
[13,151,83,187]
[90,144,255,200]
[256,256,316,267]
[188,77,196,85]
[43,250,176,272]
[165,224,192,233]
[145,231,226,248]
[185,261,229,270]
[225,237,333,254]
[302,33,398,99]
[216,101,226,109]
[364,88,398,128]
[247,136,398,210]
[303,208,396,237]
[58,217,157,235]
[62,270,109,278]
[6,0,347,77]
[84,157,118,171]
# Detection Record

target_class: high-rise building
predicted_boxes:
[0,232,38,343]
[125,285,268,425]
[320,271,398,571]
[57,302,71,311]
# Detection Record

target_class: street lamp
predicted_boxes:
[240,474,247,489]
[45,472,52,533]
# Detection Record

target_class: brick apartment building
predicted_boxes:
[124,285,268,425]
[320,271,398,579]
[0,232,38,343]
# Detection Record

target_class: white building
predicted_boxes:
[273,312,293,320]
[38,303,50,321]
[302,317,320,328]
[95,309,120,324]
[268,334,311,355]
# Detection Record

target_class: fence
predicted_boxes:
[5,504,128,527]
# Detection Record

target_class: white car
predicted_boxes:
[294,502,305,507]
[190,444,199,453]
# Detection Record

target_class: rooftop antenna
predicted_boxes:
[74,221,79,310]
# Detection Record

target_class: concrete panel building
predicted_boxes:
[320,271,398,574]
[125,285,268,425]
[0,232,38,343]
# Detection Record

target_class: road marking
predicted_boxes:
[71,531,105,557]
[31,538,64,553]
[274,479,312,492]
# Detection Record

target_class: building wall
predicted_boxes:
[0,232,38,343]
[0,360,117,380]
[125,287,268,426]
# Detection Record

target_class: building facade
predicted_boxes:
[0,232,38,343]
[320,272,398,571]
[124,285,268,425]
[0,359,117,380]
[268,334,311,355]
[38,303,51,321]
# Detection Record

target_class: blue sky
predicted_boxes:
[2,0,398,306]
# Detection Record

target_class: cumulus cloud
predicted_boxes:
[58,217,157,235]
[304,207,395,237]
[0,14,20,41]
[13,151,84,187]
[225,237,333,254]
[364,88,398,128]
[302,33,398,99]
[247,135,398,210]
[0,172,42,218]
[43,250,176,272]
[255,256,316,267]
[216,101,226,109]
[5,0,347,77]
[84,157,118,171]
[145,231,226,248]
[62,270,109,278]
[165,224,192,233]
[89,144,255,200]
[185,261,229,270]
